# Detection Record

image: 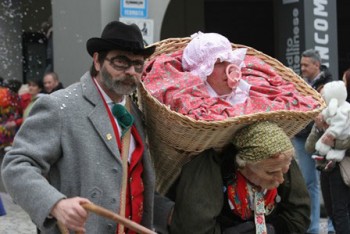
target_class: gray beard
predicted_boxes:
[101,68,137,95]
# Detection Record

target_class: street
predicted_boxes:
[0,192,36,234]
[0,153,330,234]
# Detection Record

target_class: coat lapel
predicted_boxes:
[89,104,122,163]
[81,73,122,164]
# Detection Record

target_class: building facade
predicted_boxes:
[0,0,349,86]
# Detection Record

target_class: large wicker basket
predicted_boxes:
[138,37,326,195]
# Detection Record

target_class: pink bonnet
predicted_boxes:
[182,32,247,81]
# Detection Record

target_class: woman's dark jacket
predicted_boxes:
[167,147,310,234]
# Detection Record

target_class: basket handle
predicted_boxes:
[58,203,156,234]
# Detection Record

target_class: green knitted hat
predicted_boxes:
[232,121,293,163]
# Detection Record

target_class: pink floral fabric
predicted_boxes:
[142,50,319,121]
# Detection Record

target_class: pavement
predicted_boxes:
[0,152,36,233]
[0,192,36,234]
[0,151,331,234]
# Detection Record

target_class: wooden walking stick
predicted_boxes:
[58,203,156,234]
[57,221,69,234]
[83,203,156,234]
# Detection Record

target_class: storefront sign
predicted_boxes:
[275,0,338,78]
[120,0,148,18]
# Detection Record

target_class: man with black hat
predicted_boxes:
[1,21,172,233]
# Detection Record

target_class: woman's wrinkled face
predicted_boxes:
[206,61,233,96]
[239,150,294,190]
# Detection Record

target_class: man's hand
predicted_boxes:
[51,197,91,233]
[239,153,292,189]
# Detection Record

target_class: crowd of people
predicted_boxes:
[0,72,63,151]
[0,73,63,219]
[1,20,350,234]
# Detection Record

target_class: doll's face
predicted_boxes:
[206,61,234,96]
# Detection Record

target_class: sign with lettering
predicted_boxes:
[120,0,148,18]
[275,0,338,78]
[304,0,338,77]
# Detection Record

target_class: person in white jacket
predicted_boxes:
[313,80,350,170]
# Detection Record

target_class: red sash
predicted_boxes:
[92,78,144,233]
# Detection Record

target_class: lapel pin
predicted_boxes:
[106,133,113,141]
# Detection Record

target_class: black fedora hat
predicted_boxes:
[86,21,155,57]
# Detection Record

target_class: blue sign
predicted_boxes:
[120,0,148,18]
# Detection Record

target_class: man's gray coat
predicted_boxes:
[1,72,157,233]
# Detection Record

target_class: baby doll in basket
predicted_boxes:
[142,32,319,121]
[181,31,249,106]
[312,80,350,171]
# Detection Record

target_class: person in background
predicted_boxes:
[305,87,350,234]
[1,21,171,233]
[23,77,45,119]
[18,83,32,112]
[342,68,350,103]
[292,49,334,234]
[3,78,22,94]
[0,78,23,150]
[43,72,64,94]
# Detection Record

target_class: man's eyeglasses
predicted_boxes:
[105,55,144,74]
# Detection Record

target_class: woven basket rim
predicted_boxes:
[142,37,325,126]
